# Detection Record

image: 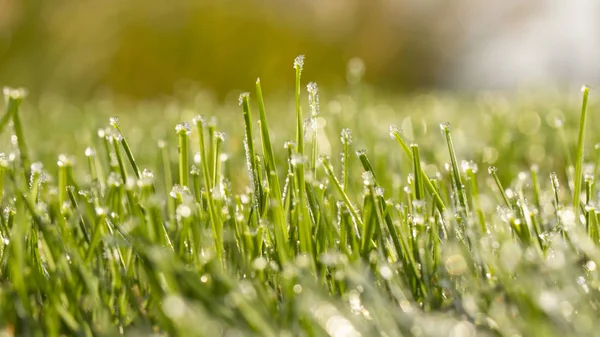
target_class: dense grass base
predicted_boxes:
[0,62,598,337]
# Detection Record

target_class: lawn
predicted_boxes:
[0,56,598,336]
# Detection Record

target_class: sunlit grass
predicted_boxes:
[0,58,599,337]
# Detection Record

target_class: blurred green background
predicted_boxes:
[3,0,598,100]
[0,0,465,100]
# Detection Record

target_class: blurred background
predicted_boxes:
[0,0,599,100]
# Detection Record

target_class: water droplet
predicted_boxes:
[163,295,186,319]
[379,265,393,280]
[550,172,560,189]
[388,124,400,139]
[307,82,319,117]
[318,154,330,165]
[238,92,250,106]
[170,184,191,200]
[554,118,564,128]
[487,166,497,175]
[586,260,596,271]
[3,87,27,101]
[440,122,450,134]
[585,203,595,212]
[284,141,296,150]
[320,252,343,266]
[111,131,123,142]
[107,172,122,187]
[192,115,205,127]
[30,162,43,174]
[253,257,267,270]
[293,55,305,70]
[412,199,426,209]
[559,209,576,227]
[445,254,467,276]
[214,132,226,142]
[362,172,374,186]
[175,122,191,135]
[84,147,95,157]
[340,128,352,145]
[413,213,425,225]
[109,116,119,128]
[290,154,307,166]
[538,291,558,312]
[176,204,192,218]
[461,160,478,173]
[138,169,155,187]
[57,154,73,167]
[0,154,8,168]
[449,321,475,337]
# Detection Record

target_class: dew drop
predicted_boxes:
[84,147,95,157]
[214,132,226,142]
[175,122,191,135]
[341,128,352,145]
[439,122,450,134]
[362,171,374,186]
[238,92,250,106]
[192,115,205,127]
[109,116,119,128]
[293,55,305,70]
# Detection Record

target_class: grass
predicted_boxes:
[0,59,599,337]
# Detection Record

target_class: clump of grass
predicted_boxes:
[0,59,599,337]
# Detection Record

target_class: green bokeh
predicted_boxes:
[0,0,457,100]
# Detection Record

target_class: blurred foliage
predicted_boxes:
[0,0,462,100]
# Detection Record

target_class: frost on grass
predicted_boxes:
[461,160,478,173]
[175,122,191,135]
[307,82,320,118]
[109,116,120,128]
[341,128,352,145]
[238,92,250,106]
[5,55,600,337]
[214,132,226,142]
[192,115,205,127]
[57,154,74,167]
[440,121,451,134]
[84,147,95,157]
[362,171,374,187]
[294,55,305,71]
[2,87,27,101]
